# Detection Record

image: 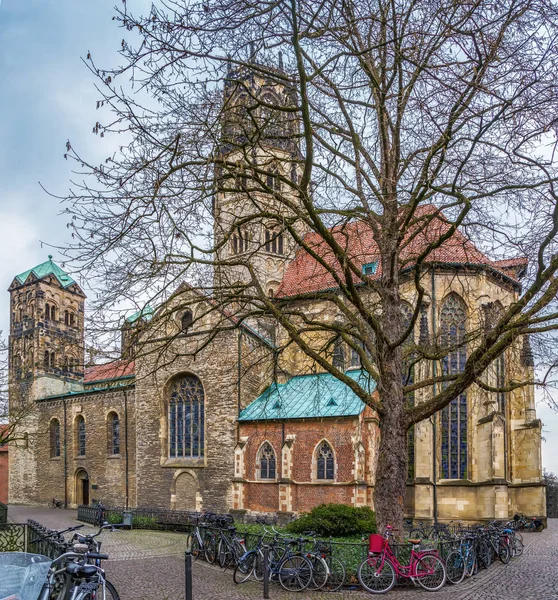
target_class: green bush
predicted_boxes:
[107,512,123,525]
[132,515,159,529]
[285,504,376,538]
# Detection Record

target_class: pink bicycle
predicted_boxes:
[357,526,447,593]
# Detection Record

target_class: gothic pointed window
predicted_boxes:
[76,415,86,457]
[316,441,335,480]
[50,419,61,458]
[168,375,205,459]
[440,294,468,480]
[258,442,276,480]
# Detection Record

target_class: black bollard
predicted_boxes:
[185,551,193,600]
[263,545,270,599]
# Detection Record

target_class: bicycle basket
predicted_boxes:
[368,534,386,553]
[0,552,51,600]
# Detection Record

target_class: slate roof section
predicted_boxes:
[14,256,77,289]
[277,205,527,298]
[84,360,135,383]
[238,369,376,421]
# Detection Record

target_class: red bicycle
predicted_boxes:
[357,526,446,593]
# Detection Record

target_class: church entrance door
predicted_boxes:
[75,469,90,506]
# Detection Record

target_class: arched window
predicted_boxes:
[50,419,61,458]
[44,351,55,368]
[181,310,193,332]
[108,412,120,455]
[169,375,205,459]
[64,310,76,327]
[316,441,335,480]
[440,294,468,480]
[258,442,276,479]
[266,166,281,192]
[264,228,284,255]
[45,304,51,320]
[76,415,86,457]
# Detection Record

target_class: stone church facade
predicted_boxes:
[7,65,546,522]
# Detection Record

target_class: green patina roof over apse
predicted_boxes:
[14,255,76,289]
[238,369,376,422]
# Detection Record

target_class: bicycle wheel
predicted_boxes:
[233,552,256,584]
[217,539,229,568]
[498,542,511,564]
[48,500,56,509]
[189,534,201,559]
[512,537,524,557]
[409,529,424,540]
[445,550,466,585]
[514,531,524,544]
[104,579,120,600]
[323,556,346,592]
[479,541,493,569]
[357,555,396,594]
[307,555,328,590]
[204,532,217,564]
[416,554,446,591]
[278,555,313,592]
[465,548,477,577]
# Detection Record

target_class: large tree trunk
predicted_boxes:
[373,379,408,539]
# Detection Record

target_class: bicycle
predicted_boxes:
[186,514,219,563]
[48,498,64,509]
[38,549,119,600]
[306,537,346,592]
[445,534,477,584]
[357,526,446,593]
[93,501,106,528]
[409,520,455,541]
[215,526,247,568]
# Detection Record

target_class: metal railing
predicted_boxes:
[0,520,70,558]
[77,504,199,531]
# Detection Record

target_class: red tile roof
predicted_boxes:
[84,360,135,383]
[277,205,526,298]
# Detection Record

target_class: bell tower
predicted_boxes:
[213,59,305,299]
[8,256,86,400]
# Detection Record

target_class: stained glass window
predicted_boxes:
[50,419,60,458]
[108,412,120,455]
[401,303,416,480]
[259,442,276,479]
[169,375,205,459]
[317,441,335,480]
[440,294,467,479]
[76,416,86,457]
[332,339,345,370]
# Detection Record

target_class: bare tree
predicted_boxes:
[59,0,558,532]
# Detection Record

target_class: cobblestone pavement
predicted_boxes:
[7,506,558,599]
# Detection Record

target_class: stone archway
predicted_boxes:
[173,471,198,511]
[75,468,90,506]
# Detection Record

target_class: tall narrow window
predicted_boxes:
[349,346,361,368]
[264,228,285,255]
[108,412,120,455]
[169,375,205,459]
[317,442,335,480]
[50,419,61,458]
[496,353,506,414]
[401,303,416,480]
[259,442,276,479]
[332,338,345,370]
[440,294,468,480]
[45,304,51,320]
[76,416,86,457]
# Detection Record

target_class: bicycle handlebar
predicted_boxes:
[30,524,84,544]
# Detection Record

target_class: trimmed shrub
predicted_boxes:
[285,504,376,538]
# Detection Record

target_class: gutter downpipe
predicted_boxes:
[431,269,438,525]
[124,389,129,510]
[63,398,68,509]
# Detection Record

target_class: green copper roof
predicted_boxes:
[238,369,376,422]
[126,306,155,324]
[15,256,76,289]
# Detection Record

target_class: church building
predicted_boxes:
[7,63,545,523]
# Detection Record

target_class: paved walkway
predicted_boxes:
[7,506,558,599]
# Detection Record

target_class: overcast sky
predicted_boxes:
[1,0,558,476]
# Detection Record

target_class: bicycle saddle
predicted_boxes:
[408,538,422,545]
[66,562,98,577]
